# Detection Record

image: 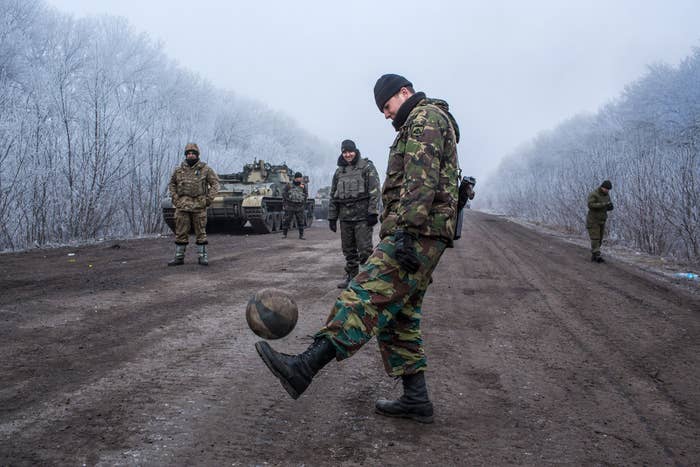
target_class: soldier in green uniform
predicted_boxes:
[256,74,460,424]
[328,139,380,288]
[282,172,308,239]
[167,143,219,266]
[587,180,613,262]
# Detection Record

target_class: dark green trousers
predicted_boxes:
[340,220,373,277]
[587,222,605,256]
[282,209,305,233]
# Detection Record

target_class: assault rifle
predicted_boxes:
[454,176,476,240]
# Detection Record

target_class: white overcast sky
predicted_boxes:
[45,0,700,181]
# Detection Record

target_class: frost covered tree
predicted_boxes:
[480,48,700,263]
[0,0,335,250]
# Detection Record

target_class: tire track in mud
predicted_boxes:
[472,212,698,465]
[1,219,698,465]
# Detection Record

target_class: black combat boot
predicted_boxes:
[592,252,606,263]
[282,229,288,238]
[255,337,336,399]
[197,244,208,266]
[375,372,434,423]
[168,244,186,266]
[299,229,305,240]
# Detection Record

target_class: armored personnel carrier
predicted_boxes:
[313,186,331,219]
[162,160,314,234]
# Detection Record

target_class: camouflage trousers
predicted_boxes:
[587,222,606,256]
[316,234,447,377]
[174,209,208,245]
[282,209,305,232]
[340,220,373,277]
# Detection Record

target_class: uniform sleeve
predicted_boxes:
[168,169,178,199]
[587,192,607,210]
[206,168,219,201]
[365,161,381,216]
[328,172,339,220]
[397,114,444,235]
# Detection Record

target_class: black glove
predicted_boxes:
[329,219,337,232]
[366,213,378,227]
[394,230,421,274]
[606,202,614,211]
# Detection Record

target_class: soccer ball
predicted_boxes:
[245,289,299,339]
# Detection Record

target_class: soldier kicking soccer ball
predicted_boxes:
[255,74,460,423]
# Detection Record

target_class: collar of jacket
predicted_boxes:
[425,97,461,144]
[182,160,204,169]
[392,92,426,131]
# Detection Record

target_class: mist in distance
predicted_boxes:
[44,0,700,181]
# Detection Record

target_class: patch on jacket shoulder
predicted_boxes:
[411,125,424,138]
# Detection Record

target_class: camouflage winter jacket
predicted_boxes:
[586,188,611,225]
[283,183,308,211]
[328,155,380,222]
[169,160,219,212]
[380,95,460,246]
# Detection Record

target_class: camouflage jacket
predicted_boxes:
[379,96,460,246]
[169,160,219,212]
[328,156,380,222]
[283,183,308,211]
[586,188,611,224]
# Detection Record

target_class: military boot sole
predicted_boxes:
[168,260,184,266]
[375,400,434,424]
[198,259,209,266]
[255,341,302,400]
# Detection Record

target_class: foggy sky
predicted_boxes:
[44,0,700,181]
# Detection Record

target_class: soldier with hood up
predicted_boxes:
[282,172,308,239]
[255,74,460,424]
[328,139,380,288]
[167,143,219,266]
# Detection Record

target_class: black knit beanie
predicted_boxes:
[341,139,357,152]
[374,74,412,111]
[601,180,612,190]
[294,172,303,178]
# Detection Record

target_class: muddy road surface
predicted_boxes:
[1,210,698,466]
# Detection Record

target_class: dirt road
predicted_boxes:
[1,210,698,466]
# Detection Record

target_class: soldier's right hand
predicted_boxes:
[606,202,614,211]
[329,219,337,232]
[394,230,421,274]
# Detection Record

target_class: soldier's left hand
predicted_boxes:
[606,202,614,211]
[366,214,378,227]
